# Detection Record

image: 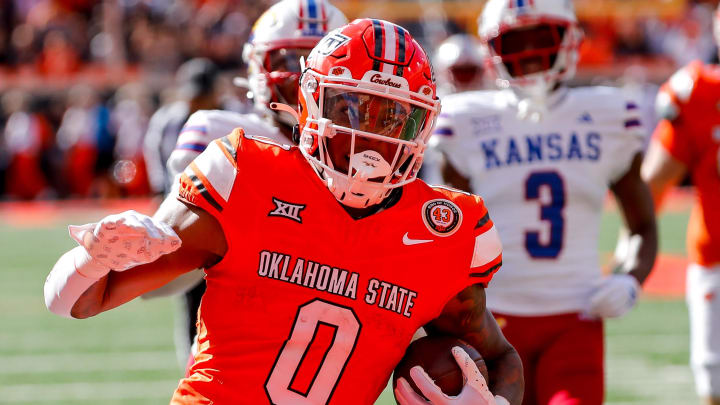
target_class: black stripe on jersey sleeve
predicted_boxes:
[470,261,502,278]
[474,212,490,229]
[189,173,223,212]
[220,136,237,162]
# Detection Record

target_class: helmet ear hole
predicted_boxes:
[292,124,301,144]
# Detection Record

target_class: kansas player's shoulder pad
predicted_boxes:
[440,89,512,115]
[175,110,214,152]
[569,86,643,132]
[433,90,510,139]
[567,86,631,111]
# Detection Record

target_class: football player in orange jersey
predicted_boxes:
[44,19,523,405]
[141,0,349,372]
[640,5,720,405]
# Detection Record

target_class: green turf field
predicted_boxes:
[0,207,695,404]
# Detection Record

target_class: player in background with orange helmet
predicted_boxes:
[641,5,720,404]
[43,19,523,404]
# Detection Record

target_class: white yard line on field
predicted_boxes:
[0,351,177,373]
[606,356,695,404]
[0,380,180,402]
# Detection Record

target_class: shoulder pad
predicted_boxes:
[654,90,680,121]
[184,110,211,128]
[430,184,474,197]
[242,133,292,150]
[667,63,700,103]
[442,90,506,111]
[178,133,241,213]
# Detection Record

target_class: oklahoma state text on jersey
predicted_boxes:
[171,128,503,404]
[654,60,720,266]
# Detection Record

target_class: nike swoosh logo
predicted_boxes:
[403,232,433,246]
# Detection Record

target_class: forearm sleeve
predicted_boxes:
[44,247,108,319]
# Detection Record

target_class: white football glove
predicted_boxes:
[584,274,640,319]
[68,210,181,276]
[394,346,509,405]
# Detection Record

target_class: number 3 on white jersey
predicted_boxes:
[266,299,361,405]
[525,170,566,259]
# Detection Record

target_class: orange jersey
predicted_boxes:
[171,129,503,404]
[653,61,720,266]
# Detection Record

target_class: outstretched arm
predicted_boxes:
[45,196,226,319]
[424,284,523,405]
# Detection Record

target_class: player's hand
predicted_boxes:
[394,346,509,405]
[584,274,640,319]
[68,210,181,274]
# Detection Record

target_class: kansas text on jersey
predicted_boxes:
[429,87,644,315]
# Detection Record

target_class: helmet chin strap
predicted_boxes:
[269,102,300,125]
[267,73,301,126]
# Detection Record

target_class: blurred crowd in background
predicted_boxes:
[0,0,718,200]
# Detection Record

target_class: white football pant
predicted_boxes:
[688,263,720,397]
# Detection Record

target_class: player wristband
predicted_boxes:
[44,246,109,319]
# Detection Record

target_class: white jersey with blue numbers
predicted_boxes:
[427,87,644,315]
[166,109,291,180]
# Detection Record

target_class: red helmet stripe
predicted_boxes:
[321,1,328,31]
[298,0,305,30]
[396,26,407,76]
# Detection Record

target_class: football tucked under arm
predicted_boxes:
[421,285,523,404]
[395,346,509,405]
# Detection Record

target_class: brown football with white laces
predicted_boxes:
[393,336,489,399]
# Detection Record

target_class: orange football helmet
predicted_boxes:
[297,19,440,209]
